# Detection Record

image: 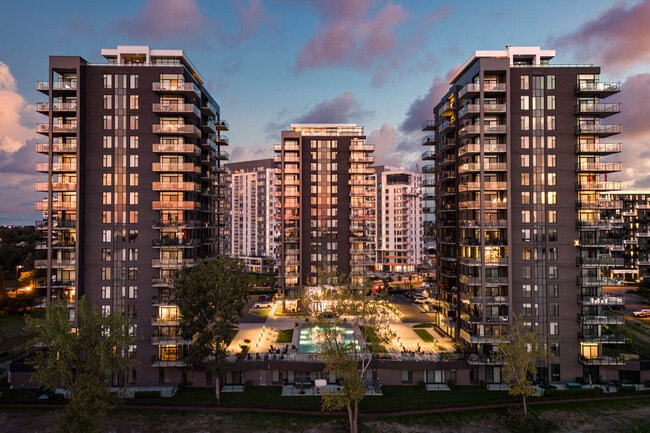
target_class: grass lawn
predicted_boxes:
[413,328,436,343]
[276,329,293,344]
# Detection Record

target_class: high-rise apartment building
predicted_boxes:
[424,46,624,384]
[34,46,229,387]
[274,124,376,309]
[375,166,423,274]
[225,159,279,274]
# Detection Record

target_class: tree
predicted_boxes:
[24,296,134,433]
[637,278,650,301]
[316,282,396,433]
[176,255,249,404]
[494,313,546,417]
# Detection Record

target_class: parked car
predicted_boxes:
[253,301,272,309]
[632,309,650,317]
[258,294,273,302]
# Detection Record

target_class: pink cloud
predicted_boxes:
[230,0,272,44]
[294,92,372,124]
[115,0,215,40]
[613,72,650,188]
[400,75,451,133]
[550,0,650,70]
[294,1,407,71]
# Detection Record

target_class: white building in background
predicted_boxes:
[375,166,423,274]
[226,159,278,274]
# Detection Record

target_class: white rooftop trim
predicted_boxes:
[100,45,203,84]
[451,46,556,83]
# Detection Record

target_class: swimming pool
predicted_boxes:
[297,326,360,354]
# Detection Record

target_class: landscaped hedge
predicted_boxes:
[133,390,161,399]
[543,387,604,398]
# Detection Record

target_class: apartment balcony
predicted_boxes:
[36,142,78,154]
[578,294,624,307]
[574,81,621,96]
[152,123,201,137]
[578,313,625,325]
[216,119,229,131]
[576,200,622,210]
[36,101,78,113]
[152,81,200,98]
[215,134,229,146]
[217,150,229,160]
[578,256,624,267]
[458,83,480,99]
[152,182,201,192]
[36,123,77,135]
[422,119,436,131]
[579,355,625,366]
[457,103,480,120]
[575,102,621,117]
[35,200,77,211]
[152,143,200,154]
[421,134,436,146]
[575,142,621,155]
[349,165,374,175]
[575,124,621,137]
[151,316,181,326]
[421,163,436,174]
[36,80,77,93]
[458,124,481,137]
[575,162,622,172]
[438,119,455,134]
[35,258,76,269]
[151,335,192,345]
[35,181,76,192]
[350,155,375,164]
[152,102,200,118]
[577,181,621,191]
[152,162,200,173]
[458,181,507,192]
[201,118,217,133]
[152,258,196,268]
[152,278,175,288]
[438,100,455,117]
[460,219,508,228]
[579,334,625,344]
[35,162,77,173]
[458,142,506,156]
[350,142,375,152]
[152,200,201,210]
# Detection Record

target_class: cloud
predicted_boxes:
[113,0,269,46]
[0,62,36,153]
[228,145,274,163]
[365,124,423,172]
[549,0,650,71]
[295,2,406,71]
[615,72,650,189]
[231,0,272,44]
[294,92,372,124]
[114,0,216,40]
[399,75,450,134]
[0,63,43,225]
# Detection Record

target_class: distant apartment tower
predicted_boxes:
[225,159,278,274]
[274,124,376,306]
[375,166,423,274]
[34,46,229,387]
[423,46,623,384]
[602,191,650,281]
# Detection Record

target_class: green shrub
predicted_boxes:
[618,385,636,393]
[134,390,161,399]
[543,387,604,398]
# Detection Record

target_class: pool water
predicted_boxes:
[297,326,360,353]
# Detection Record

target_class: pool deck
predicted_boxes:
[227,302,455,360]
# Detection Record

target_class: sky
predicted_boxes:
[1,0,650,225]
